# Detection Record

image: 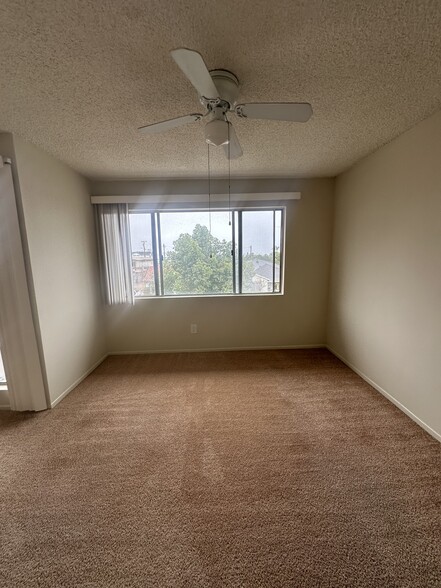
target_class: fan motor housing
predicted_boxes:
[204,69,240,109]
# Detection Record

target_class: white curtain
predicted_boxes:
[96,204,134,305]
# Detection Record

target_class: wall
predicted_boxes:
[91,178,335,353]
[12,136,106,405]
[328,109,441,440]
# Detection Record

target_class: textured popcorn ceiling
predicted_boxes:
[1,0,441,179]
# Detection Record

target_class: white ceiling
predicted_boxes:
[1,0,441,180]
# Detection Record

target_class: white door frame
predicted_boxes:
[0,157,48,411]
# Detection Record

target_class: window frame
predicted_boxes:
[129,205,286,300]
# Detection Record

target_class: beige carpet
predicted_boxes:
[0,349,440,587]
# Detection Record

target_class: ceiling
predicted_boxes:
[1,0,441,180]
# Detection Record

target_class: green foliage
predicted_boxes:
[241,257,255,292]
[163,224,233,294]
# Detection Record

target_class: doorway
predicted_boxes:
[0,348,8,408]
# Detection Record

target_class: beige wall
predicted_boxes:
[99,179,334,352]
[13,137,106,405]
[328,109,441,439]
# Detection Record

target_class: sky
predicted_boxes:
[129,210,281,256]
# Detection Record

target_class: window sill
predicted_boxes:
[134,292,284,301]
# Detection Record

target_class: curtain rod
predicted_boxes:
[91,192,301,204]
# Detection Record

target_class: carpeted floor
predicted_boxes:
[0,349,440,587]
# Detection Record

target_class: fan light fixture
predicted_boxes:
[205,119,229,146]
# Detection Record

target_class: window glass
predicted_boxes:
[241,210,278,294]
[129,213,156,297]
[160,211,233,296]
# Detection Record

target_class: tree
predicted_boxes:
[163,224,233,294]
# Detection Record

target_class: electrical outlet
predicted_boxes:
[190,323,198,334]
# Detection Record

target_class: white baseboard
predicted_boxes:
[50,354,108,409]
[107,344,326,355]
[327,346,441,443]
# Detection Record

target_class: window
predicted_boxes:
[129,208,284,298]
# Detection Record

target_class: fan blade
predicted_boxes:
[138,114,202,135]
[223,124,243,159]
[171,48,219,99]
[235,102,312,122]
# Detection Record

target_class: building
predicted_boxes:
[132,251,155,296]
[252,258,281,292]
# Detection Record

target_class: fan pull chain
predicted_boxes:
[207,142,212,259]
[228,123,232,226]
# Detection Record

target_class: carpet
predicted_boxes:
[0,349,440,587]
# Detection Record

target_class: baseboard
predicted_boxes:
[0,404,10,410]
[107,344,326,355]
[50,354,108,409]
[327,346,441,443]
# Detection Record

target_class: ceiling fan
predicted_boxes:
[138,48,313,160]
